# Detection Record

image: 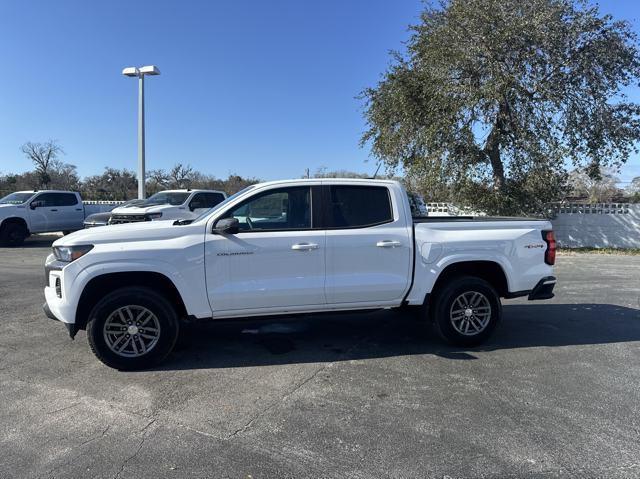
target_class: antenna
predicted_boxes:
[372,164,382,179]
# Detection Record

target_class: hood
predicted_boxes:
[0,204,21,217]
[111,204,176,215]
[84,212,113,222]
[54,219,201,246]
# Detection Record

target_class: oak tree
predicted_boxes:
[361,0,640,214]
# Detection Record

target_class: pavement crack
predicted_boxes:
[112,418,157,479]
[77,424,111,448]
[225,322,382,441]
[45,402,81,415]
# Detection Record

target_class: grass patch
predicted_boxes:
[558,247,640,255]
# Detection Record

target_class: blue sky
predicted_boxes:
[0,0,638,184]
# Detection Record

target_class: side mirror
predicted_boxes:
[30,201,40,210]
[213,217,239,234]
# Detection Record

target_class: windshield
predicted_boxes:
[122,199,145,208]
[0,192,35,205]
[143,192,190,206]
[191,186,256,222]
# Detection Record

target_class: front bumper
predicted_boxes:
[44,254,79,337]
[43,302,77,338]
[528,276,556,300]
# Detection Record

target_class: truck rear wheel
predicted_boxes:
[86,287,180,370]
[0,222,27,247]
[431,276,501,347]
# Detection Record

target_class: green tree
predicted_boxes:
[361,0,640,215]
[82,168,137,200]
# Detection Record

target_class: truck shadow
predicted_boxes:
[157,303,640,371]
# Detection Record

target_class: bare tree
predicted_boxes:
[312,167,369,179]
[626,176,640,202]
[568,168,622,203]
[169,163,194,189]
[146,169,171,195]
[20,140,64,188]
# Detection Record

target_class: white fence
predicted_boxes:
[425,203,486,217]
[551,203,640,249]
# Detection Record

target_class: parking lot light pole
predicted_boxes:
[122,65,161,199]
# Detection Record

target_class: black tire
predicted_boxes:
[431,276,502,347]
[0,222,28,247]
[86,287,180,370]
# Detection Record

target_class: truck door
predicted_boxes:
[204,186,326,313]
[55,193,84,231]
[27,193,57,233]
[323,184,412,304]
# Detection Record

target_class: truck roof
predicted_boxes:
[14,190,79,194]
[152,189,226,194]
[253,178,401,188]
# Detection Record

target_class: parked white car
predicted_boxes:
[108,189,227,224]
[0,190,117,246]
[43,179,556,369]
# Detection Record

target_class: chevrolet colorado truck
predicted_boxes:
[0,190,117,246]
[43,179,556,370]
[108,189,227,224]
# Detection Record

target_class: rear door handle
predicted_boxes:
[376,240,401,248]
[291,242,319,251]
[50,209,58,212]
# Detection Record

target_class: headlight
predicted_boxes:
[53,244,94,262]
[147,212,163,220]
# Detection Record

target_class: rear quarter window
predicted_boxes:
[327,185,393,228]
[56,193,78,206]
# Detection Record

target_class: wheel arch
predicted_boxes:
[0,216,29,233]
[75,271,188,334]
[431,260,509,299]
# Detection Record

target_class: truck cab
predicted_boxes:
[0,190,85,245]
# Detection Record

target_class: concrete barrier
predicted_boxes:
[551,203,640,249]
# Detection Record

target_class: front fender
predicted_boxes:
[50,255,210,325]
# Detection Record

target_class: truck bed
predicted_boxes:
[413,216,547,223]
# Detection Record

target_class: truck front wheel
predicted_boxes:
[431,276,502,347]
[86,287,180,370]
[0,222,27,247]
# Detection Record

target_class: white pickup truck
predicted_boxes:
[43,179,556,370]
[0,190,117,246]
[108,189,227,224]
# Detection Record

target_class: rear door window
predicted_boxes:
[56,193,78,206]
[326,185,393,228]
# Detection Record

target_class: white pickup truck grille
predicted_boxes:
[109,214,150,224]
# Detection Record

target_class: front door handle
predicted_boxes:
[376,240,401,248]
[50,209,58,212]
[291,242,319,251]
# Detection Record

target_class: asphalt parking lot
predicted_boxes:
[1,235,639,478]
